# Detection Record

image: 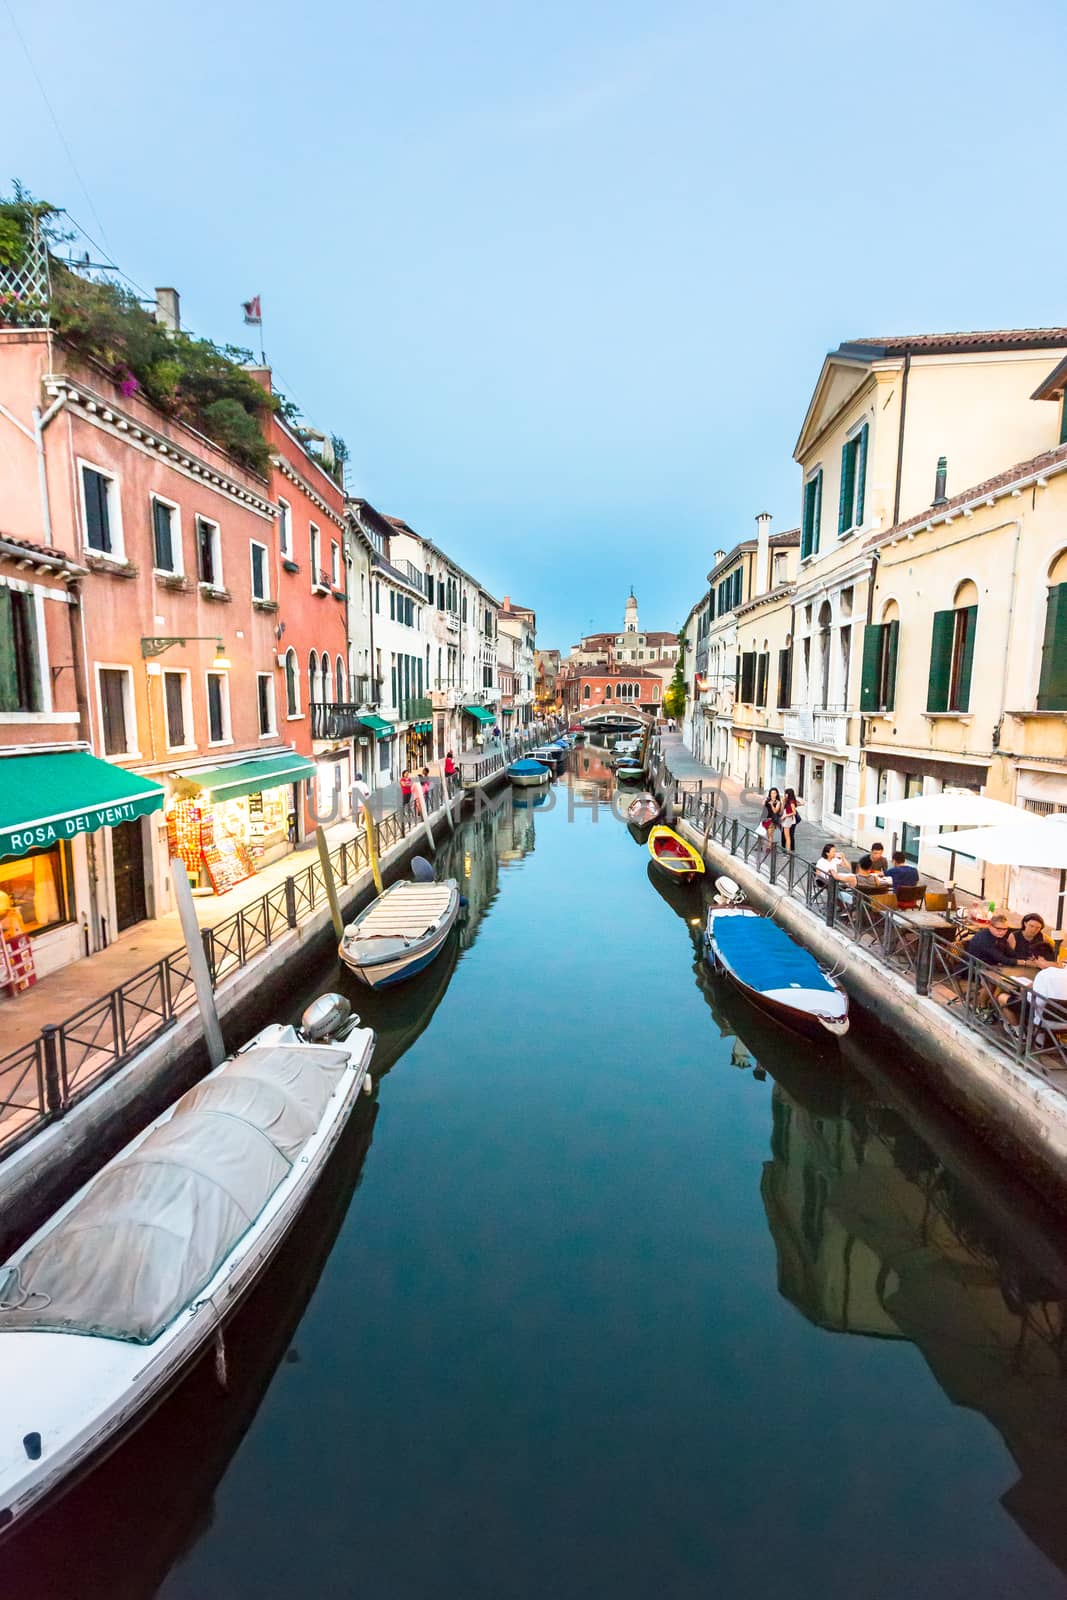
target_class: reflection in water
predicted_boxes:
[656,875,1067,1581]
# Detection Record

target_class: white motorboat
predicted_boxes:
[0,994,374,1538]
[338,875,460,988]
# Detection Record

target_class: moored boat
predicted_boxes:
[614,758,646,785]
[627,792,662,828]
[508,758,550,788]
[339,874,460,988]
[0,996,374,1538]
[704,906,849,1040]
[647,825,705,880]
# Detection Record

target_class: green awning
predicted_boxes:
[411,720,433,735]
[179,751,317,803]
[0,751,165,861]
[464,705,495,725]
[501,706,514,715]
[360,714,395,740]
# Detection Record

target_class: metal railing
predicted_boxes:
[0,788,471,1162]
[310,701,365,740]
[669,778,1067,1086]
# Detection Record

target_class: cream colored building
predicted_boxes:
[859,404,1067,922]
[787,328,1067,836]
[731,526,800,791]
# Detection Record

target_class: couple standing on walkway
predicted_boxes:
[759,787,801,854]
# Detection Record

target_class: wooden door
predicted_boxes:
[112,819,148,931]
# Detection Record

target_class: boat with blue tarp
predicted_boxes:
[704,907,849,1041]
[508,758,550,788]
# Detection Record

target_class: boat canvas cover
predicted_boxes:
[510,760,548,776]
[712,915,836,995]
[0,1044,349,1344]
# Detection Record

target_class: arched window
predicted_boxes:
[336,655,347,702]
[320,654,333,704]
[927,580,977,713]
[285,649,300,716]
[604,684,612,700]
[1038,550,1067,710]
[308,650,319,706]
[583,684,591,700]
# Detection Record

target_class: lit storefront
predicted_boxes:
[166,751,316,895]
[0,749,165,988]
[464,704,495,748]
[405,717,433,770]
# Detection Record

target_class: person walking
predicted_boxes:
[780,788,800,853]
[400,769,413,812]
[444,750,457,787]
[759,787,782,855]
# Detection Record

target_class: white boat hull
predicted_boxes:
[0,1022,373,1537]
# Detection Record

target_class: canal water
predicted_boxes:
[6,750,1067,1599]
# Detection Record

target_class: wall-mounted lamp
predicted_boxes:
[141,635,231,669]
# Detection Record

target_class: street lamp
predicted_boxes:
[141,636,231,669]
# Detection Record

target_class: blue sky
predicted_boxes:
[5,0,1066,649]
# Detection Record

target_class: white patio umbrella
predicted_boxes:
[853,793,1029,882]
[933,816,1067,926]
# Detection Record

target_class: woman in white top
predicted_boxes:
[815,843,857,888]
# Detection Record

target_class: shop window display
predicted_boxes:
[167,787,291,895]
[0,843,71,935]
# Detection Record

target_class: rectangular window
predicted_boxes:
[197,517,221,587]
[837,423,868,536]
[257,673,276,736]
[310,523,321,584]
[163,670,190,749]
[331,541,341,587]
[832,762,844,815]
[801,469,822,559]
[901,775,922,862]
[0,840,72,936]
[437,580,445,610]
[776,646,792,710]
[405,597,414,627]
[99,667,133,756]
[1037,583,1067,710]
[874,766,889,830]
[206,671,231,743]
[739,651,756,704]
[859,620,899,713]
[375,580,380,614]
[798,753,806,797]
[81,465,116,554]
[755,652,769,708]
[152,498,178,573]
[278,497,292,557]
[0,587,43,713]
[389,589,396,621]
[927,606,976,712]
[250,541,269,601]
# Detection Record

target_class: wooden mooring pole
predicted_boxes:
[315,826,345,940]
[171,855,225,1068]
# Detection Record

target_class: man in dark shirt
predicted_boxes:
[855,841,892,891]
[886,850,919,892]
[967,915,1015,966]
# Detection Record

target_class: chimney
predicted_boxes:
[933,456,948,506]
[755,511,772,595]
[155,287,180,332]
[714,549,725,564]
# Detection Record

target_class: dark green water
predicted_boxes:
[6,760,1067,1599]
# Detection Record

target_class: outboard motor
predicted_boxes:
[301,993,356,1042]
[714,875,746,907]
[410,855,435,883]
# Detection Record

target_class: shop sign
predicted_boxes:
[3,795,162,858]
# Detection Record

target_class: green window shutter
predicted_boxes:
[883,619,899,712]
[954,605,977,712]
[740,652,756,702]
[1037,584,1067,709]
[838,440,855,534]
[927,609,955,711]
[859,623,885,712]
[755,653,768,707]
[777,646,792,708]
[1060,396,1067,446]
[0,587,16,711]
[811,470,822,554]
[855,423,869,526]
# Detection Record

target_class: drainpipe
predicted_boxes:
[892,353,910,527]
[859,552,879,751]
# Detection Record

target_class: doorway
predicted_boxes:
[111,818,148,931]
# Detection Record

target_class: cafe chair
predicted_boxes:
[896,883,927,910]
[924,891,951,914]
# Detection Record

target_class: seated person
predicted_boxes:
[885,851,919,892]
[966,913,1016,967]
[815,844,857,888]
[1013,912,1056,967]
[856,841,892,887]
[1033,962,1067,1031]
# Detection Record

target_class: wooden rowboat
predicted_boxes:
[647,825,705,881]
[627,792,662,828]
[338,878,460,988]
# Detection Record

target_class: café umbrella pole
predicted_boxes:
[171,855,225,1068]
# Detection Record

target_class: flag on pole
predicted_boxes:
[242,295,262,325]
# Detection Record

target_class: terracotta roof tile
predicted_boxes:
[840,328,1067,358]
[0,532,87,574]
[866,441,1067,548]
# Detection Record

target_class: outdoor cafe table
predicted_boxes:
[896,909,955,933]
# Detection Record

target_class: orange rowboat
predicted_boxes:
[647,825,705,881]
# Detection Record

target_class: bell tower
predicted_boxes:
[624,588,639,634]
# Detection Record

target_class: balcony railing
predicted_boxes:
[783,707,852,746]
[311,702,366,740]
[351,674,382,706]
[409,695,433,720]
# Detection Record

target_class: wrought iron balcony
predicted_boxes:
[311,702,365,740]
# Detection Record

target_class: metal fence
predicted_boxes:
[672,782,1067,1086]
[0,792,469,1161]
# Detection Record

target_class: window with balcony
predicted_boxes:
[152,497,180,573]
[81,463,122,556]
[0,587,43,713]
[837,423,868,536]
[927,583,977,713]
